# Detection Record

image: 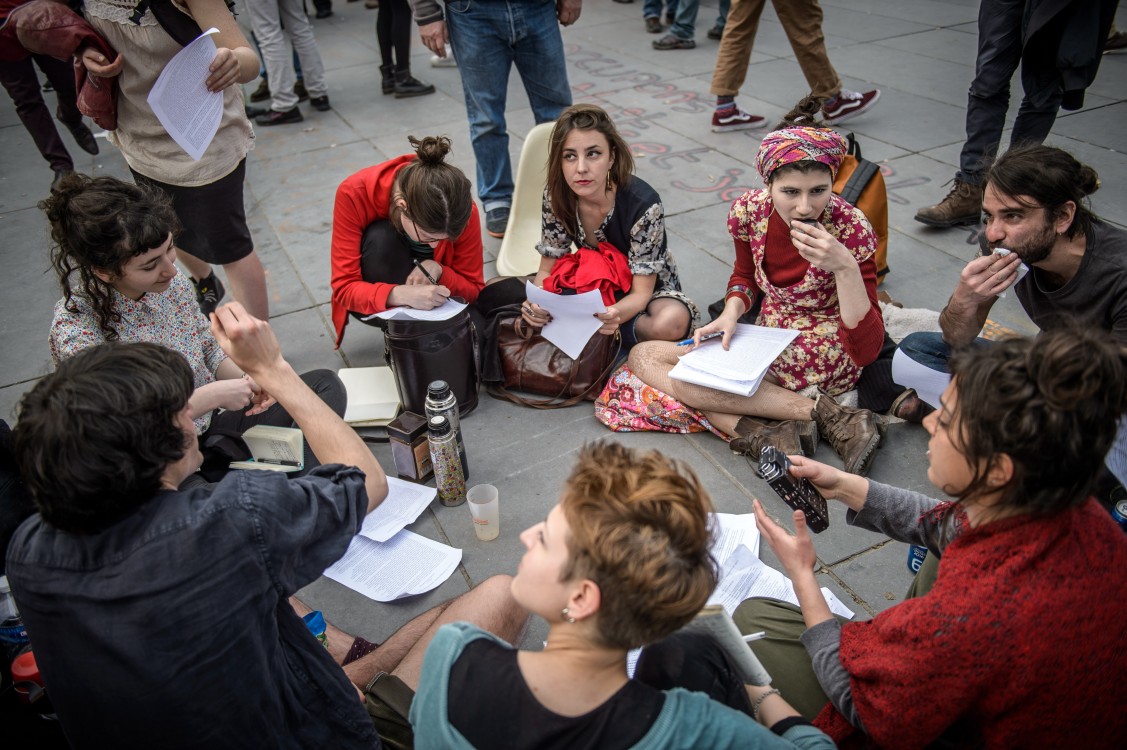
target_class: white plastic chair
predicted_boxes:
[495,122,555,277]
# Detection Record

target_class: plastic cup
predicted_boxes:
[467,484,500,541]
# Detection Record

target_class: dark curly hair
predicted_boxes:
[392,135,473,239]
[14,342,194,534]
[40,173,181,341]
[559,441,718,650]
[947,325,1127,515]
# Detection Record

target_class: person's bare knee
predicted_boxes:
[635,302,691,344]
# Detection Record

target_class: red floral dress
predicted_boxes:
[728,191,878,395]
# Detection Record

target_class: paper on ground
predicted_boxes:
[891,347,950,409]
[358,477,437,543]
[324,530,460,602]
[671,324,799,397]
[147,28,223,161]
[525,282,605,360]
[712,512,761,560]
[364,298,467,322]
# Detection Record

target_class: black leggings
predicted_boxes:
[376,0,414,71]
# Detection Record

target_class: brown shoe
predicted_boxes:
[250,78,271,103]
[889,388,935,424]
[914,179,983,228]
[729,417,803,457]
[812,392,882,476]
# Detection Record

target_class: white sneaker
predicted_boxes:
[430,45,457,68]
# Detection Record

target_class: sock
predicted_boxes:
[716,95,735,111]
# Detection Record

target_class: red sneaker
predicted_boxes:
[822,89,881,124]
[711,106,767,133]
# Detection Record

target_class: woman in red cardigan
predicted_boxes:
[629,99,885,475]
[330,135,484,347]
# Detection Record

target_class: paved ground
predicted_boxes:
[1,0,1124,650]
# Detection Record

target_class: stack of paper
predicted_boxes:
[364,298,467,322]
[670,324,799,397]
[339,367,400,427]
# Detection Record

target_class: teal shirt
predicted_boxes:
[409,622,836,750]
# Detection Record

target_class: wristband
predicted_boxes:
[751,688,781,723]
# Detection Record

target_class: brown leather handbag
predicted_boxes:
[487,305,621,409]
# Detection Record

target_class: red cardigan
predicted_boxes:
[330,154,484,347]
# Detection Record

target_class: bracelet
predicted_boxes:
[751,688,781,723]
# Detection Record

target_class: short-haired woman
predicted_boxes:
[329,135,483,347]
[408,441,836,749]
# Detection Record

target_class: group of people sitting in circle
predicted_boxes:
[4,92,1126,747]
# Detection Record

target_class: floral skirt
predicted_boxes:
[594,364,727,438]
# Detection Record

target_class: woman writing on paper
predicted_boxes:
[408,441,835,750]
[508,103,699,348]
[629,98,885,475]
[329,135,484,347]
[740,327,1127,746]
[44,174,344,482]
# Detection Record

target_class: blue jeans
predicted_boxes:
[668,0,700,39]
[716,0,730,29]
[643,0,678,19]
[446,0,573,211]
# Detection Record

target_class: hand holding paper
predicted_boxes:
[524,282,606,359]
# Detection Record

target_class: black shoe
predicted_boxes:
[250,78,271,103]
[485,206,510,238]
[64,120,99,155]
[393,70,436,98]
[51,168,74,193]
[310,95,331,112]
[380,65,395,95]
[315,8,333,18]
[245,105,269,118]
[192,272,226,316]
[294,80,309,102]
[255,106,304,126]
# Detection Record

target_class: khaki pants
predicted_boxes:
[711,0,841,100]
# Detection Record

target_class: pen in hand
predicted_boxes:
[676,331,724,347]
[412,258,441,286]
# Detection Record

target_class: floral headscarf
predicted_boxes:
[755,126,849,182]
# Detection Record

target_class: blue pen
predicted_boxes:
[676,332,724,347]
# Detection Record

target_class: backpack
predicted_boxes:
[128,0,236,47]
[835,133,890,283]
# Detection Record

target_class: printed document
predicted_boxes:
[358,477,437,543]
[671,324,798,397]
[147,28,223,161]
[324,530,461,602]
[365,298,467,322]
[525,282,605,360]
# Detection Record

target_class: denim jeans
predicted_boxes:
[715,0,730,29]
[896,331,957,372]
[668,0,700,39]
[643,0,678,20]
[445,0,573,211]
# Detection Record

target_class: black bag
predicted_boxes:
[383,306,479,418]
[128,0,237,47]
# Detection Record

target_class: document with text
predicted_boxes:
[324,530,460,602]
[147,28,223,161]
[525,282,606,359]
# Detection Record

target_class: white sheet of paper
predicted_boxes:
[891,347,951,409]
[524,282,606,360]
[706,544,854,619]
[712,512,761,560]
[323,530,461,602]
[357,477,437,543]
[146,28,223,161]
[671,324,799,397]
[364,298,467,322]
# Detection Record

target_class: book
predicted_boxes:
[339,367,401,425]
[229,425,304,473]
[670,324,798,397]
[681,604,772,686]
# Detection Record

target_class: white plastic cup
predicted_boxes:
[467,484,500,541]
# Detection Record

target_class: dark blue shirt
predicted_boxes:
[5,465,380,749]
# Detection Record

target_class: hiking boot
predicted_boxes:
[644,16,663,33]
[729,417,803,457]
[1104,28,1126,53]
[707,25,724,40]
[255,106,304,126]
[250,78,271,103]
[294,80,309,102]
[822,88,881,124]
[812,391,882,476]
[192,272,226,317]
[64,120,99,155]
[914,179,983,228]
[310,95,332,112]
[712,106,767,133]
[653,34,695,50]
[485,206,510,238]
[394,70,436,98]
[380,65,395,95]
[889,388,935,425]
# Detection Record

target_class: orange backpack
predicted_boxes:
[835,134,890,283]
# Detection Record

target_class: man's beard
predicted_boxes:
[990,217,1056,265]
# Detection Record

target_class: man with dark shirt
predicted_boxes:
[5,304,526,748]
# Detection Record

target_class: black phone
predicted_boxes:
[755,446,830,533]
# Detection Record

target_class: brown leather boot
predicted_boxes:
[729,417,803,457]
[812,392,882,476]
[914,179,983,228]
[889,388,935,424]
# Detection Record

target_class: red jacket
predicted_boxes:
[330,154,484,347]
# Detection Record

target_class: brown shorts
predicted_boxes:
[364,672,415,750]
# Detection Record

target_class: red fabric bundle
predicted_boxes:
[542,243,632,307]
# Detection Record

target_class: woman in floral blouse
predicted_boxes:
[629,98,886,475]
[519,103,699,348]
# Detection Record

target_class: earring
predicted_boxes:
[561,607,576,624]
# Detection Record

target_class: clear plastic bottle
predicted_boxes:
[425,380,469,481]
[0,575,30,663]
[428,416,467,507]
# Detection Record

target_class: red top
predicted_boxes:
[329,154,484,347]
[727,211,884,367]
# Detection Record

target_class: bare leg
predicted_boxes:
[629,341,816,423]
[634,297,692,343]
[177,249,212,281]
[223,252,269,319]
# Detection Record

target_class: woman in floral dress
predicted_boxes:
[629,99,886,475]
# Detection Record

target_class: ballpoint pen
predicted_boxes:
[412,258,440,285]
[675,331,724,347]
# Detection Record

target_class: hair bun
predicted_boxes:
[1077,165,1100,196]
[409,135,453,166]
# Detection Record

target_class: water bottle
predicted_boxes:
[0,575,30,664]
[907,545,928,574]
[428,416,466,507]
[425,380,469,481]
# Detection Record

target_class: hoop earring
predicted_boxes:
[561,607,576,624]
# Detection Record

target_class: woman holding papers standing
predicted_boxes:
[329,135,484,347]
[517,104,700,348]
[77,0,269,320]
[630,99,885,475]
[740,328,1127,747]
[409,441,835,750]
